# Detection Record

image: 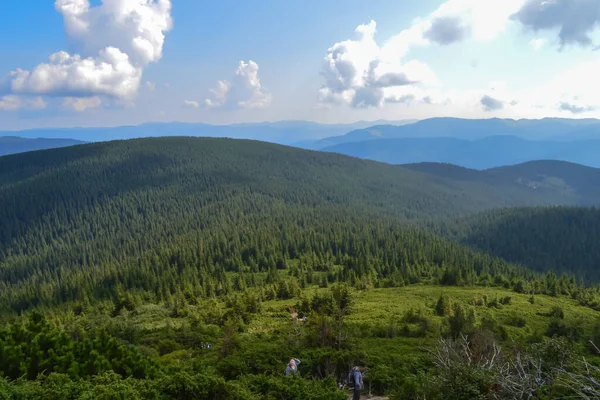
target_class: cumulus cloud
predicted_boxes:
[1,0,172,102]
[0,95,47,111]
[318,21,439,108]
[204,61,272,109]
[3,49,140,98]
[183,100,199,109]
[512,0,600,47]
[63,96,102,112]
[317,0,528,108]
[480,95,505,111]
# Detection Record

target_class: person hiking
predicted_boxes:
[285,357,301,376]
[348,366,363,400]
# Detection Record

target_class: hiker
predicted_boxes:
[349,366,363,400]
[285,357,301,376]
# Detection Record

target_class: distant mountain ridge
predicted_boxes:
[4,117,600,168]
[0,119,417,146]
[0,136,85,157]
[322,135,600,169]
[291,117,600,150]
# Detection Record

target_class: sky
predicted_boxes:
[1,0,600,130]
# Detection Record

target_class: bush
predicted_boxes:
[504,314,527,328]
[548,306,565,319]
[546,320,583,341]
[499,296,512,305]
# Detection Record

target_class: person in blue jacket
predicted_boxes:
[285,358,301,376]
[350,366,363,400]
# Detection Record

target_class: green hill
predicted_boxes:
[2,137,600,313]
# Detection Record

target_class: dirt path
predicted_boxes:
[347,395,389,400]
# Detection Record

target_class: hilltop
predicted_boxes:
[0,136,85,156]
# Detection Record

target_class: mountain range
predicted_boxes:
[3,117,600,169]
[322,135,600,169]
[0,119,415,147]
[301,117,600,150]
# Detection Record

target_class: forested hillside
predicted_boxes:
[442,207,600,282]
[404,160,600,206]
[2,137,599,312]
[1,137,600,399]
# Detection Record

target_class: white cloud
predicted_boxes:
[0,95,47,111]
[530,38,547,51]
[454,62,600,116]
[318,20,442,108]
[145,81,156,91]
[1,0,172,102]
[183,100,199,109]
[63,96,102,112]
[424,0,526,44]
[4,48,140,98]
[538,59,600,114]
[317,0,529,109]
[0,96,23,111]
[205,61,272,109]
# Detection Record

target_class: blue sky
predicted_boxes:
[1,0,600,130]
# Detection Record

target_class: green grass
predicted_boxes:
[245,285,599,351]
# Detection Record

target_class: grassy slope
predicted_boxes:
[252,286,598,341]
[98,282,600,395]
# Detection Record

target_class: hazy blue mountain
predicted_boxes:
[0,136,85,157]
[294,120,418,149]
[310,117,600,150]
[322,135,600,169]
[0,120,416,146]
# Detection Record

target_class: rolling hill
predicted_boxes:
[0,136,85,156]
[1,137,600,311]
